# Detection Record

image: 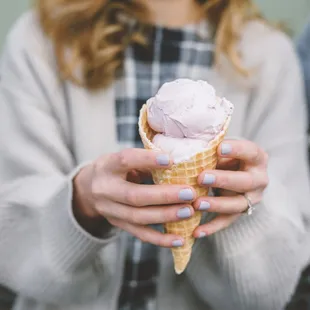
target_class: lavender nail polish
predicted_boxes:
[199,201,211,211]
[172,240,184,247]
[156,154,170,166]
[203,174,215,185]
[177,207,192,219]
[221,143,232,155]
[178,189,194,201]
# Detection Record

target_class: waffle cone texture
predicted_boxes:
[138,104,231,274]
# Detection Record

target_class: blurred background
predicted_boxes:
[1,0,310,50]
[0,0,310,309]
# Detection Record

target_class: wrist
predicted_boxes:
[72,165,114,238]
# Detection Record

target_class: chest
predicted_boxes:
[63,80,249,166]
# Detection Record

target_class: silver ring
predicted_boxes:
[242,194,255,215]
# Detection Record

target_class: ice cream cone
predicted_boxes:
[138,104,231,274]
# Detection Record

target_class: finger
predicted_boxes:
[106,148,173,172]
[124,182,196,206]
[98,178,196,207]
[216,158,240,171]
[118,184,196,207]
[198,170,266,193]
[218,140,267,167]
[98,200,195,225]
[194,194,255,214]
[193,214,240,238]
[108,218,184,248]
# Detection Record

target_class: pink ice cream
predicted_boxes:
[146,79,234,162]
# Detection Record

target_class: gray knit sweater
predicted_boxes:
[1,11,310,310]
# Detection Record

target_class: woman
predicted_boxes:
[0,0,309,309]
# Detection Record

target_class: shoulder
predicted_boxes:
[0,10,65,113]
[0,9,60,98]
[4,10,46,49]
[239,20,298,71]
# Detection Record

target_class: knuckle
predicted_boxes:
[161,189,173,204]
[236,141,250,157]
[118,150,131,170]
[208,199,219,211]
[205,225,215,235]
[233,142,243,157]
[158,237,169,247]
[91,177,111,200]
[143,151,154,163]
[92,161,101,173]
[250,145,261,163]
[246,174,255,191]
[160,208,172,222]
[147,208,167,225]
[109,152,120,163]
[253,171,269,189]
[216,174,229,189]
[128,209,141,224]
[90,179,103,200]
[153,233,166,247]
[141,229,159,245]
[145,190,161,205]
[125,190,142,207]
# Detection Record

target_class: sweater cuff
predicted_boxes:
[41,164,120,273]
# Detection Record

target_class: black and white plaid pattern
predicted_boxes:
[115,20,214,310]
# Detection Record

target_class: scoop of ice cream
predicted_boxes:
[153,134,208,163]
[147,79,233,141]
[146,79,234,163]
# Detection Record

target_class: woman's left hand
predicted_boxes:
[193,139,269,238]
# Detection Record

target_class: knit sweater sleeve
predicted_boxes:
[186,23,310,310]
[0,12,119,305]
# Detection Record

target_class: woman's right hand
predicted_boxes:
[73,148,196,247]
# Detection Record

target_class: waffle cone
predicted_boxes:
[138,104,231,274]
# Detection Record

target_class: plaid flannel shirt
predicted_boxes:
[115,20,214,310]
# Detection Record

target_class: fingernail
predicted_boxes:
[172,240,184,247]
[177,207,192,219]
[203,174,215,185]
[221,143,232,155]
[178,188,194,201]
[199,201,210,211]
[197,232,207,238]
[156,154,170,166]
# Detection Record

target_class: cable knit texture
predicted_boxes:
[1,11,310,310]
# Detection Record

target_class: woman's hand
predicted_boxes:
[193,140,269,238]
[73,148,197,247]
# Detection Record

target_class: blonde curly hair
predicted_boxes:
[37,0,262,90]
